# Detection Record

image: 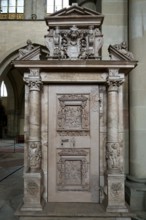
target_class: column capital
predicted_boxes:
[107,69,125,91]
[24,68,43,91]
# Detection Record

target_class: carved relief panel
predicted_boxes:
[57,94,90,136]
[45,25,103,60]
[57,148,90,191]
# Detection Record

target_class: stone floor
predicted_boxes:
[0,139,24,220]
[0,139,146,220]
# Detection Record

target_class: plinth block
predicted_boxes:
[21,171,44,211]
[106,173,128,213]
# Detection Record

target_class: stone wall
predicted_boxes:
[0,21,46,61]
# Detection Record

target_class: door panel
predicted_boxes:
[48,85,100,202]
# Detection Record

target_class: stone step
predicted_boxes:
[16,202,135,220]
[19,217,132,220]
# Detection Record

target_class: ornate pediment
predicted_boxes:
[108,42,135,61]
[44,5,104,60]
[49,5,102,17]
[44,25,103,60]
[16,40,40,61]
[45,5,104,28]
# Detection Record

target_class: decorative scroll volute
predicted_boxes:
[24,68,43,91]
[107,69,125,92]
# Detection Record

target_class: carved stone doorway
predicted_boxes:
[48,85,100,203]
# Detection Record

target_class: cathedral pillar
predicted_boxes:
[77,0,96,11]
[106,69,127,212]
[126,0,146,211]
[25,0,46,19]
[22,68,44,211]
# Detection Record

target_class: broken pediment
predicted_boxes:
[108,42,135,61]
[16,40,41,61]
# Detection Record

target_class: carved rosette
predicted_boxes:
[28,141,42,172]
[106,142,122,172]
[27,181,39,196]
[110,182,122,200]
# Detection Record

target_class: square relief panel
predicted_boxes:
[57,148,90,191]
[57,94,90,136]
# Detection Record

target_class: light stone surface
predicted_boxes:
[0,21,46,61]
[22,172,44,211]
[102,0,128,59]
[107,174,128,213]
[129,0,146,178]
[12,4,137,218]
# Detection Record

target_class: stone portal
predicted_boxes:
[13,4,137,220]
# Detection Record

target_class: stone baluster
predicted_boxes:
[106,69,127,213]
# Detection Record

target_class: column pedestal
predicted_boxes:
[22,68,44,211]
[107,174,128,213]
[21,171,44,211]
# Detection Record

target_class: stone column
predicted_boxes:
[22,68,44,211]
[106,69,127,212]
[77,0,96,11]
[126,0,146,211]
[24,0,46,19]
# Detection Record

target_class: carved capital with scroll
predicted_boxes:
[24,68,43,91]
[107,69,125,92]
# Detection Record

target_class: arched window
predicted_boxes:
[0,81,8,97]
[47,0,69,14]
[0,0,24,19]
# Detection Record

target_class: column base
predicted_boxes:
[22,171,44,212]
[106,173,128,213]
[106,205,128,213]
[126,175,146,211]
[21,200,45,212]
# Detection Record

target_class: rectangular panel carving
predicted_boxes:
[57,94,90,136]
[57,148,90,191]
